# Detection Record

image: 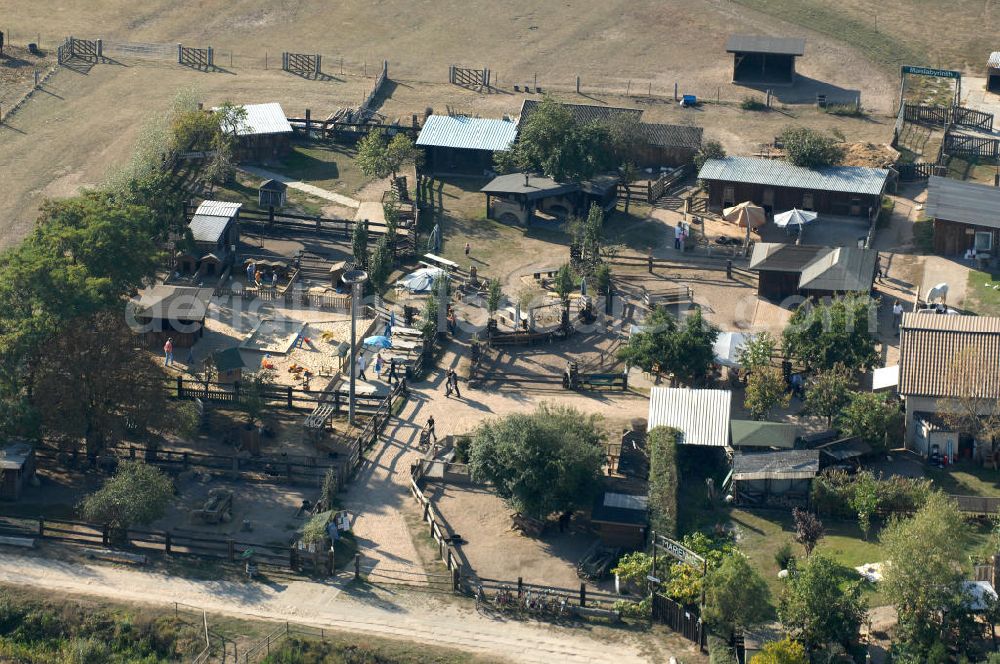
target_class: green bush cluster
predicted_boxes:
[811,469,933,518]
[647,426,680,536]
[740,96,768,111]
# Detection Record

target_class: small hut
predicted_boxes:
[178,200,242,278]
[213,347,247,384]
[730,449,820,506]
[258,179,288,208]
[133,285,214,348]
[590,491,648,548]
[0,442,36,501]
[217,102,293,161]
[726,35,805,86]
[989,52,1000,93]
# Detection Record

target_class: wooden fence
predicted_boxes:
[618,166,689,204]
[359,60,389,120]
[178,44,214,69]
[899,102,994,132]
[449,65,491,88]
[283,52,321,77]
[944,130,1000,159]
[652,593,707,647]
[0,515,297,570]
[895,161,940,181]
[170,377,395,414]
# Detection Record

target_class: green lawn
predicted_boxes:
[926,460,1000,497]
[966,268,1000,317]
[266,142,373,195]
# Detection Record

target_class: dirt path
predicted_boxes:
[240,166,361,208]
[0,551,662,663]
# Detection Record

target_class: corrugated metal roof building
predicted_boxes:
[749,242,877,299]
[647,388,732,447]
[416,115,517,175]
[989,52,1000,93]
[898,312,1000,400]
[189,200,242,244]
[698,156,888,217]
[215,102,292,160]
[924,175,1000,255]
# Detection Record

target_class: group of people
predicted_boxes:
[246,261,280,288]
[356,351,401,384]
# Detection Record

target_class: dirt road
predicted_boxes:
[0,550,669,663]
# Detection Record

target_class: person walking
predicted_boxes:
[892,300,904,333]
[444,369,454,397]
[426,415,436,442]
[388,358,398,385]
[357,352,368,380]
[163,338,174,366]
[464,242,471,257]
[450,370,462,398]
[674,224,683,250]
[374,352,383,379]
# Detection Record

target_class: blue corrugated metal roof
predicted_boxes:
[698,156,889,196]
[416,115,517,152]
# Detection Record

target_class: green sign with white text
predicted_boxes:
[901,65,961,80]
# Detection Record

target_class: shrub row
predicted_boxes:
[648,426,680,536]
[811,469,933,518]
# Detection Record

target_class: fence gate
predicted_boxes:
[449,65,490,88]
[178,44,214,69]
[944,131,1000,159]
[952,106,994,132]
[59,36,102,62]
[283,52,322,77]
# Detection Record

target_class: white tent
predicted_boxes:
[713,331,750,368]
[773,208,818,228]
[395,267,444,293]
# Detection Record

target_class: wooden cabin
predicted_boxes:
[258,179,287,208]
[0,442,36,501]
[213,347,247,384]
[699,156,888,217]
[178,200,242,278]
[416,115,518,175]
[749,243,877,301]
[219,102,293,161]
[133,285,214,348]
[590,491,648,548]
[924,176,1000,258]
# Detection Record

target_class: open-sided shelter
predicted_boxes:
[416,115,518,175]
[480,173,617,226]
[0,442,35,501]
[726,35,805,85]
[730,449,820,506]
[133,285,214,348]
[698,156,888,217]
[749,243,877,300]
[924,175,1000,257]
[647,388,732,447]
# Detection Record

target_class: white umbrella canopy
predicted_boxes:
[713,331,751,368]
[773,208,818,228]
[723,201,767,230]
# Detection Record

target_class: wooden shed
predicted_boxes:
[218,103,293,161]
[258,179,287,208]
[590,491,648,548]
[178,200,242,277]
[133,285,214,348]
[416,115,518,175]
[749,243,877,300]
[924,175,1000,257]
[0,442,36,501]
[698,156,888,217]
[212,347,247,384]
[726,34,805,86]
[989,52,1000,93]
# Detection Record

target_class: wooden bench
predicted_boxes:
[423,253,460,271]
[642,285,693,308]
[576,373,627,390]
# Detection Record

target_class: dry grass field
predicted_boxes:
[1,0,989,247]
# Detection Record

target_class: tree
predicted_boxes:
[384,132,422,179]
[782,295,879,371]
[582,203,604,264]
[80,461,173,536]
[356,128,422,180]
[779,554,867,649]
[880,492,972,657]
[792,508,824,556]
[779,126,844,168]
[240,370,275,427]
[749,638,808,664]
[803,365,855,427]
[703,554,772,639]
[605,113,645,165]
[848,470,880,540]
[620,162,639,214]
[468,403,605,519]
[745,366,791,420]
[839,392,903,452]
[486,278,503,323]
[495,97,614,181]
[737,331,777,374]
[419,291,439,341]
[593,263,612,298]
[352,221,369,269]
[694,139,726,170]
[670,308,720,385]
[32,312,171,457]
[368,235,394,295]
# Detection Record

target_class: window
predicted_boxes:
[723,186,735,206]
[975,231,993,252]
[802,193,814,210]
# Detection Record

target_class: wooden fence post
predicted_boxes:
[354,553,361,580]
[165,532,171,554]
[38,518,44,537]
[228,539,235,561]
[726,260,733,280]
[102,524,109,546]
[287,386,293,409]
[580,583,586,607]
[452,567,460,591]
[177,43,182,64]
[176,375,184,398]
[517,577,523,598]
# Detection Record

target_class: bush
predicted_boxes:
[774,541,795,570]
[708,634,738,664]
[740,96,768,111]
[648,426,680,536]
[811,470,932,518]
[614,597,651,620]
[913,218,935,253]
[779,126,844,168]
[301,510,333,546]
[824,103,866,118]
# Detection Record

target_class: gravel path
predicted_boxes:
[0,551,659,663]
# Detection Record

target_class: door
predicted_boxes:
[802,193,815,211]
[723,186,735,207]
[762,188,774,215]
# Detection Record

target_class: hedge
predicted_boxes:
[811,469,933,517]
[648,426,680,536]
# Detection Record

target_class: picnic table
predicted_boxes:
[423,253,459,271]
